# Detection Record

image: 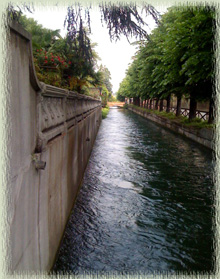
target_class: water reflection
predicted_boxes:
[53,108,214,274]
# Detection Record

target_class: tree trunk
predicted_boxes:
[176,96,182,117]
[147,99,149,109]
[159,99,164,112]
[133,96,140,106]
[155,98,159,110]
[149,99,152,109]
[208,96,215,124]
[189,97,197,121]
[166,95,171,113]
[133,97,136,106]
[145,99,148,108]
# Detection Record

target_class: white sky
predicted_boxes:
[24,5,168,93]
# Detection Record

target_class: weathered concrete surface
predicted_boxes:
[128,106,214,150]
[8,21,101,271]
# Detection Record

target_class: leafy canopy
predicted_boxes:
[117,6,215,103]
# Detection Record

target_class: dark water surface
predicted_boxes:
[53,108,215,274]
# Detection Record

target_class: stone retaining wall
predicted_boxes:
[128,106,214,150]
[8,21,102,271]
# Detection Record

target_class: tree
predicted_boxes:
[7,3,160,66]
[8,2,160,96]
[98,65,113,95]
[100,85,109,107]
[19,15,102,93]
[19,15,61,50]
[65,2,160,43]
[116,77,130,101]
[118,6,215,122]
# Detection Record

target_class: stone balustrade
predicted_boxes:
[36,83,101,152]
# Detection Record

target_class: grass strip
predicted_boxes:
[128,104,214,129]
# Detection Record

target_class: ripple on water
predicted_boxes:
[53,108,215,274]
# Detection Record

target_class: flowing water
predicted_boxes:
[53,108,215,275]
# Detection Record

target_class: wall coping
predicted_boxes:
[10,20,43,92]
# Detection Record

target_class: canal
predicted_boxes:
[53,108,215,274]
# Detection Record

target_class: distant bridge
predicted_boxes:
[108,102,125,108]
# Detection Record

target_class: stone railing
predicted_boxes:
[36,83,101,152]
[129,97,210,121]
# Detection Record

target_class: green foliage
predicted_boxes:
[65,3,159,44]
[118,6,215,100]
[19,15,102,95]
[118,6,215,121]
[180,118,214,129]
[102,107,110,119]
[116,76,131,101]
[156,111,176,119]
[98,64,116,102]
[99,65,113,94]
[19,15,61,49]
[116,92,125,102]
[108,95,117,102]
[101,86,109,107]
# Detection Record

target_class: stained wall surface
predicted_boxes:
[8,21,102,271]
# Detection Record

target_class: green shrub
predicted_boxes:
[102,107,110,119]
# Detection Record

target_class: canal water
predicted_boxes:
[53,108,215,274]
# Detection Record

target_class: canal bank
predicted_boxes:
[128,105,214,150]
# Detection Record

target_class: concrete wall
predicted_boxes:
[8,21,102,271]
[128,106,213,150]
